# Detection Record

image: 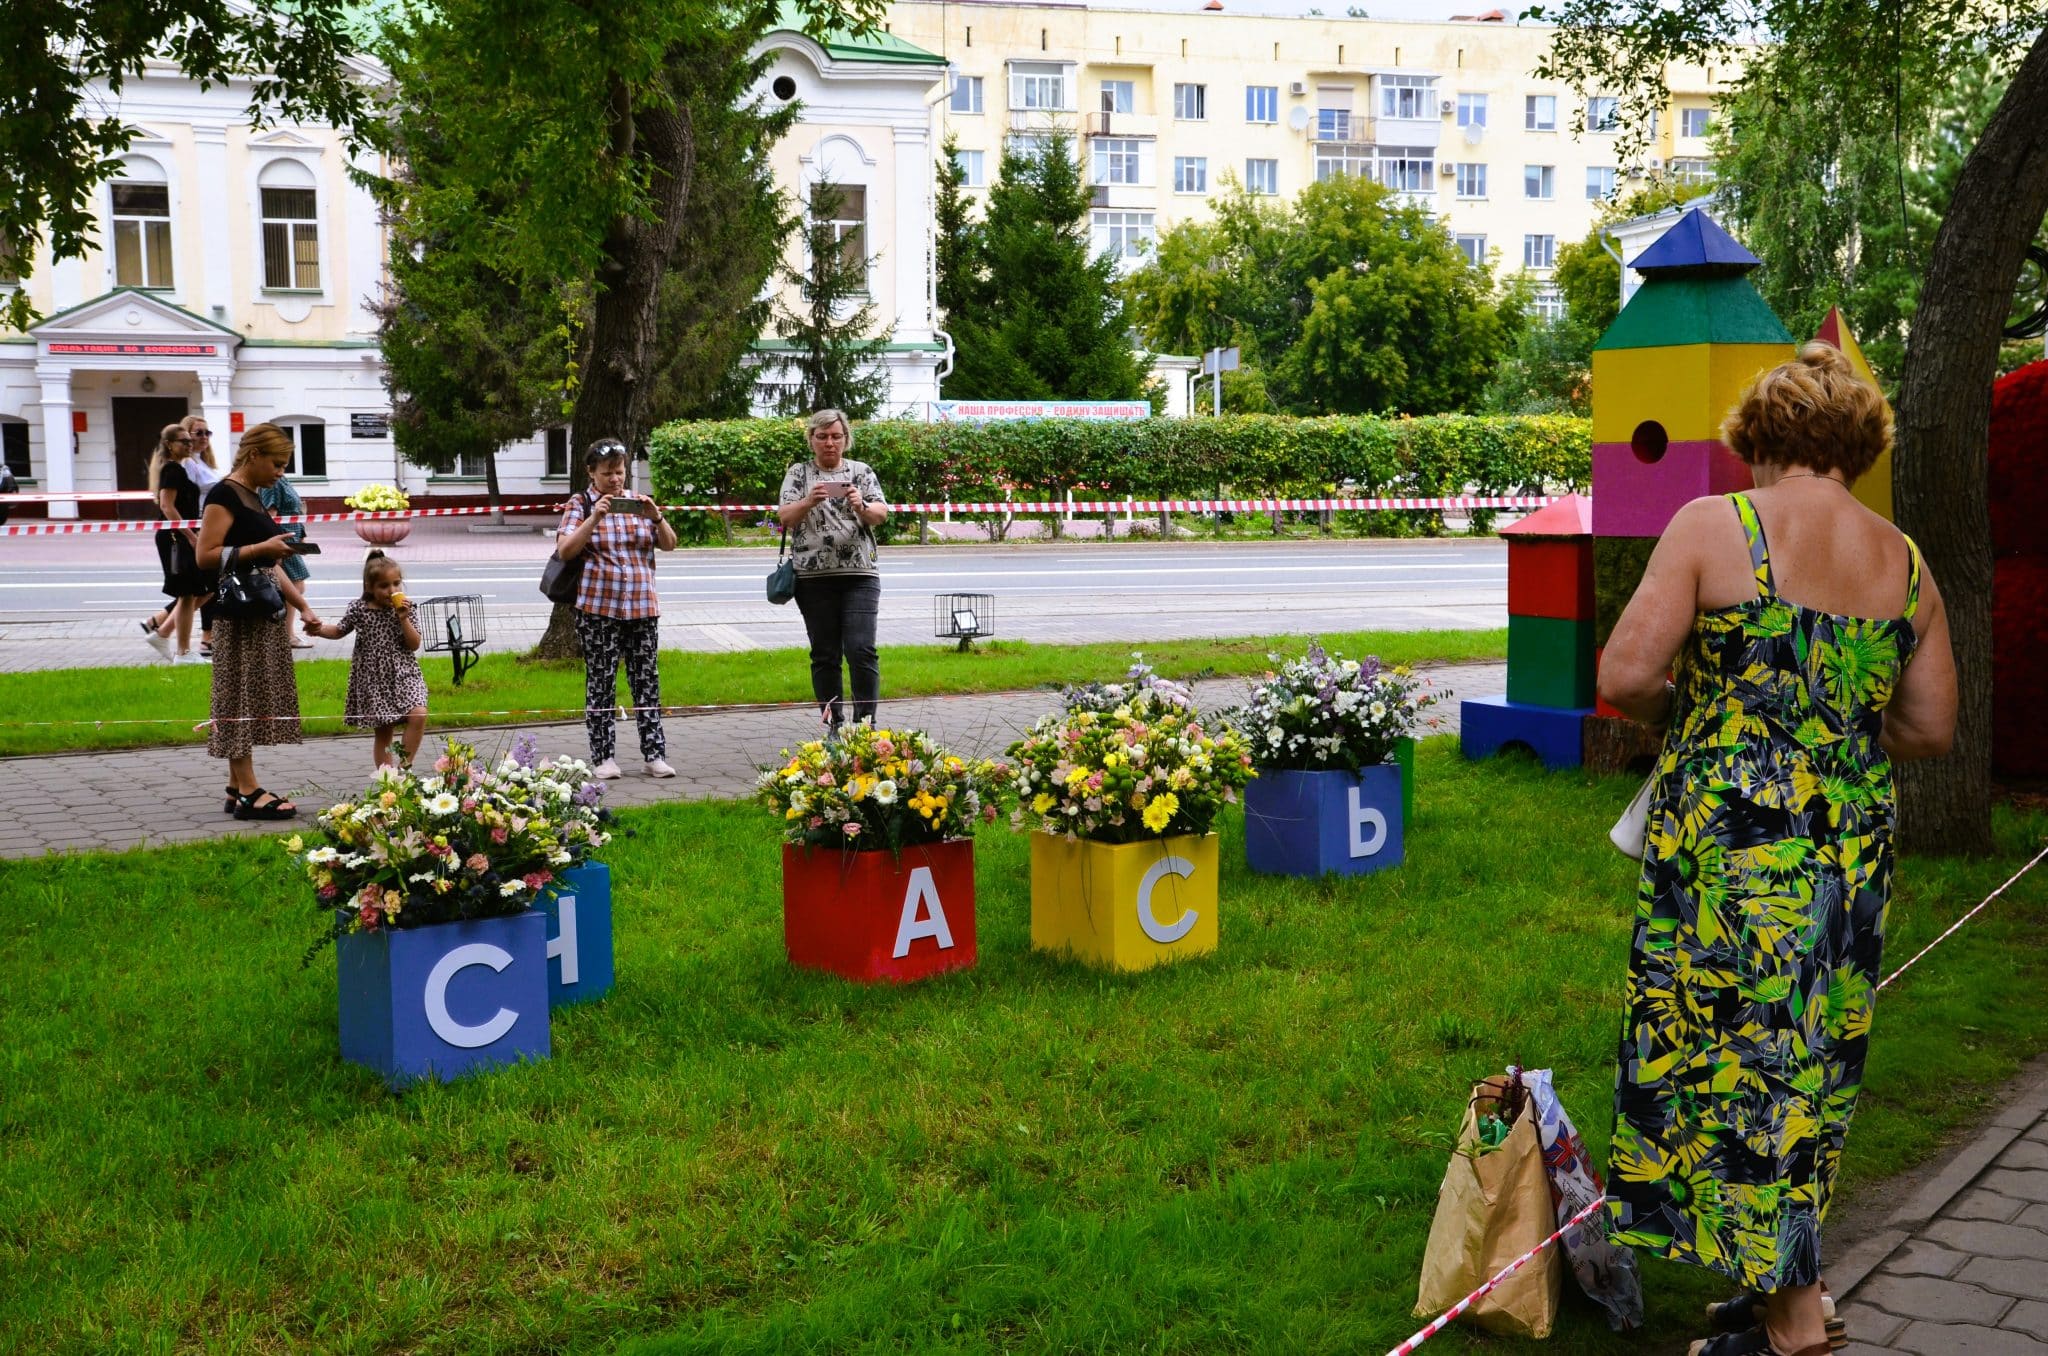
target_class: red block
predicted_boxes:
[1508,538,1595,621]
[1593,646,1625,719]
[1994,555,2048,779]
[781,839,977,983]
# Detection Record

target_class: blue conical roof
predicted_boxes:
[1631,209,1760,276]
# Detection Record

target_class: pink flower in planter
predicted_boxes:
[523,872,550,891]
[844,823,863,838]
[491,827,510,845]
[817,772,836,786]
[466,853,490,873]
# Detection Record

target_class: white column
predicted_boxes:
[200,370,234,464]
[192,125,234,324]
[892,123,934,343]
[36,368,76,520]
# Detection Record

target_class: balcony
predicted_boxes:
[1375,115,1443,150]
[1086,110,1160,139]
[1010,108,1077,132]
[1313,111,1373,143]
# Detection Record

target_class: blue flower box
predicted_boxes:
[1243,764,1405,878]
[336,910,550,1086]
[537,862,614,1007]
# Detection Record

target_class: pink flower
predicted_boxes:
[465,853,490,873]
[875,739,895,757]
[809,816,824,829]
[491,827,509,845]
[462,798,478,813]
[434,756,452,773]
[844,823,862,838]
[523,872,549,890]
[317,884,338,900]
[360,902,382,930]
[817,772,836,787]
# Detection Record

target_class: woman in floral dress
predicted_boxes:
[1598,345,1956,1356]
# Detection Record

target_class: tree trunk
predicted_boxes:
[1892,27,2048,855]
[531,602,582,661]
[484,447,504,526]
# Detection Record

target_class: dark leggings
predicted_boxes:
[793,573,880,728]
[573,611,666,761]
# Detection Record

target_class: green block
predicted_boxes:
[1507,614,1597,708]
[1594,535,1659,648]
[1393,735,1416,822]
[1593,276,1795,351]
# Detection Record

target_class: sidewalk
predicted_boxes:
[1834,1056,2048,1354]
[0,660,1504,859]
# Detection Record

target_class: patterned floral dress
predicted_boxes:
[335,598,430,729]
[1608,493,1921,1293]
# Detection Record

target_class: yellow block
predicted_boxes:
[1029,831,1220,972]
[1593,343,1793,445]
[1825,318,1895,521]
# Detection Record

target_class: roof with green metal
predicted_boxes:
[1593,276,1795,352]
[770,4,947,64]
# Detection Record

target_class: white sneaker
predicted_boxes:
[144,631,173,661]
[592,758,621,780]
[645,757,675,779]
[174,652,210,665]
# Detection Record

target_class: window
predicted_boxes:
[277,421,328,478]
[1524,233,1556,269]
[260,187,320,290]
[450,448,490,478]
[1671,156,1716,185]
[1090,210,1155,263]
[1,421,28,477]
[952,148,987,187]
[1091,138,1146,186]
[1006,134,1058,166]
[1314,144,1372,180]
[1377,148,1433,193]
[1173,156,1208,193]
[1531,286,1566,323]
[813,184,867,282]
[1245,85,1278,123]
[1524,94,1557,131]
[1454,234,1487,268]
[1245,158,1278,195]
[1316,108,1355,141]
[1586,97,1620,132]
[1586,166,1617,200]
[111,179,174,289]
[950,75,984,114]
[1173,83,1207,120]
[1681,107,1713,137]
[1524,164,1555,199]
[1100,80,1134,114]
[1380,74,1434,120]
[1456,93,1488,127]
[1454,162,1487,198]
[544,427,569,479]
[1008,62,1070,112]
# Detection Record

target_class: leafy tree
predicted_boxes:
[1124,175,1515,415]
[934,137,982,322]
[943,136,1143,400]
[1530,0,2048,852]
[2,0,372,331]
[771,185,890,419]
[1484,312,1598,415]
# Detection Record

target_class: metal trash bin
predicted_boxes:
[415,594,486,685]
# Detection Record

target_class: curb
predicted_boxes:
[1831,1053,2048,1298]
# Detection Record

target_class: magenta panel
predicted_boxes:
[1593,440,1751,539]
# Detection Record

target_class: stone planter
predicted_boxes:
[336,909,550,1086]
[1029,831,1219,972]
[353,518,412,546]
[781,838,976,983]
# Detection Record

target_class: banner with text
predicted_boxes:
[929,400,1150,423]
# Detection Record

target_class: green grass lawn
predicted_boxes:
[0,628,1504,759]
[4,744,2044,1354]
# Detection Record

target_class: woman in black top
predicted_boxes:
[142,423,213,662]
[195,423,325,819]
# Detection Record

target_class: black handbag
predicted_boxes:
[213,545,287,621]
[766,528,796,604]
[539,491,594,604]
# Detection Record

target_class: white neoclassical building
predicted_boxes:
[1,17,948,515]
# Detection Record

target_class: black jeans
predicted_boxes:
[793,573,880,728]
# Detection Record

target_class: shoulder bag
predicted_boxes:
[539,491,594,604]
[766,527,796,605]
[213,544,287,621]
[1607,773,1656,860]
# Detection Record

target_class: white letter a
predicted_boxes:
[892,866,956,958]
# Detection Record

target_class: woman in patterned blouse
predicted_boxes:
[555,438,678,779]
[776,409,889,731]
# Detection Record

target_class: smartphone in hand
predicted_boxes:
[818,481,853,499]
[289,540,323,555]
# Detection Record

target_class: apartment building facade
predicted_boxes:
[887,0,1732,315]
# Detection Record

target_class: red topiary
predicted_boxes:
[1993,555,2048,779]
[1989,360,2048,558]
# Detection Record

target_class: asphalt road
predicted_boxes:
[0,525,1506,672]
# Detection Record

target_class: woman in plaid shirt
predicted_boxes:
[556,438,679,778]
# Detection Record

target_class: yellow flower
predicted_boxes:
[433,878,454,894]
[1142,792,1180,833]
[909,789,947,820]
[283,834,304,854]
[1032,792,1056,814]
[786,806,803,820]
[1103,751,1124,768]
[383,889,401,908]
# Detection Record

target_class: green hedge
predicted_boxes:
[647,414,1591,512]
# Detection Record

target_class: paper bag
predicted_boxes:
[1412,1077,1564,1339]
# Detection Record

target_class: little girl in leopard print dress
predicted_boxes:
[311,550,430,769]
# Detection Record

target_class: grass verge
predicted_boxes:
[2,743,2044,1353]
[0,628,1503,759]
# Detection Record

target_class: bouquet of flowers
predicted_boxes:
[998,682,1255,845]
[1227,640,1448,773]
[344,482,410,513]
[290,735,611,950]
[758,724,999,852]
[1059,655,1196,717]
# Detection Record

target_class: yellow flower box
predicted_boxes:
[1028,831,1219,972]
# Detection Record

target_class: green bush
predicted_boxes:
[647,414,1591,514]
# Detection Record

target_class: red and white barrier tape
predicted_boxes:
[1876,841,2048,992]
[5,490,157,503]
[0,494,1563,535]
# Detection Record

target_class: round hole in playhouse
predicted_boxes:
[1631,420,1670,465]
[772,75,798,101]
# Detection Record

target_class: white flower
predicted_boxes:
[550,849,572,865]
[305,847,340,865]
[407,871,437,883]
[1370,702,1387,720]
[500,880,526,897]
[872,780,898,806]
[425,792,461,816]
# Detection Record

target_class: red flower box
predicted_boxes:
[780,838,977,983]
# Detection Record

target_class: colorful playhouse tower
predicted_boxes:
[1460,493,1596,770]
[1588,210,1794,764]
